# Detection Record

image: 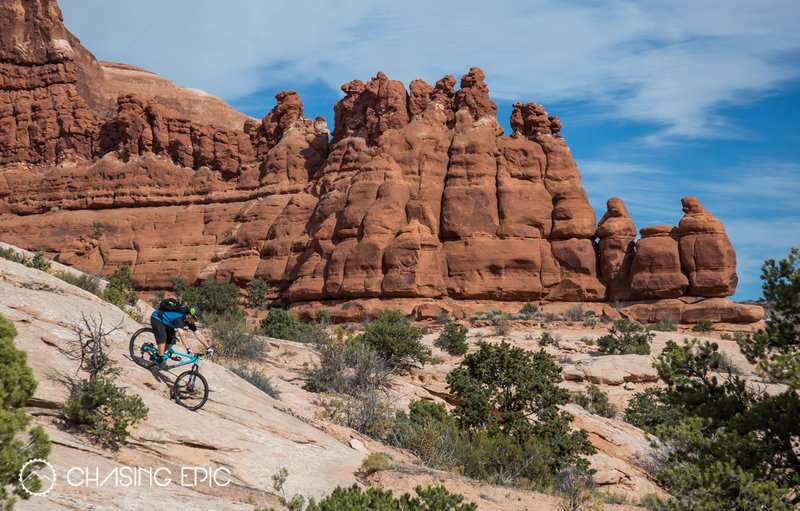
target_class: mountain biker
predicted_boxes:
[150,303,213,369]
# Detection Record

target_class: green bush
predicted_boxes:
[719,333,732,340]
[455,430,554,490]
[565,305,584,322]
[435,324,469,356]
[61,315,147,447]
[54,271,102,296]
[571,384,617,419]
[649,315,677,332]
[520,301,538,315]
[102,264,139,308]
[540,331,558,346]
[435,311,454,324]
[390,400,460,470]
[583,317,597,327]
[173,277,241,317]
[597,319,654,355]
[148,290,166,308]
[361,310,430,367]
[245,278,270,310]
[305,335,394,394]
[0,247,52,272]
[447,341,594,472]
[206,312,265,360]
[63,368,148,446]
[258,308,306,341]
[305,484,477,511]
[360,453,392,474]
[623,388,681,433]
[1,314,51,509]
[692,319,715,333]
[229,364,279,398]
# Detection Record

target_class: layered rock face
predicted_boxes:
[0,0,747,319]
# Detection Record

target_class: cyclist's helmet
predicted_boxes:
[188,305,203,321]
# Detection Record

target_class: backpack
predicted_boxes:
[157,298,188,319]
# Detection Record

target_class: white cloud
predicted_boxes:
[59,0,800,139]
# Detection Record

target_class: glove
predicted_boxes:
[206,347,215,357]
[186,348,195,357]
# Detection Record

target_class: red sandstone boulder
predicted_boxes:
[630,225,689,299]
[597,198,636,300]
[678,197,737,297]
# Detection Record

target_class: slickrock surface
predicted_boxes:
[0,0,759,324]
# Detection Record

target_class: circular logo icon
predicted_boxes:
[19,458,56,496]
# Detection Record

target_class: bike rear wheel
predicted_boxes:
[173,370,209,410]
[129,327,158,367]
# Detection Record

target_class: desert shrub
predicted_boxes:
[1,314,52,509]
[305,484,477,511]
[649,314,677,332]
[0,247,52,273]
[305,335,394,394]
[244,278,270,310]
[597,318,654,355]
[174,277,241,317]
[206,312,265,360]
[435,311,454,324]
[554,466,600,511]
[258,308,304,340]
[454,430,554,490]
[61,315,147,447]
[720,333,732,340]
[229,364,279,398]
[447,341,595,472]
[102,264,139,308]
[565,305,584,322]
[623,387,681,433]
[583,317,597,327]
[494,316,512,336]
[361,453,392,474]
[571,384,617,419]
[314,308,332,326]
[29,250,52,272]
[692,319,715,332]
[148,290,166,308]
[435,323,469,356]
[55,270,102,296]
[540,331,558,346]
[390,400,460,470]
[361,310,430,367]
[544,312,564,322]
[521,301,539,315]
[62,370,148,446]
[317,390,395,439]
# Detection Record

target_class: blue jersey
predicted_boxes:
[151,310,196,331]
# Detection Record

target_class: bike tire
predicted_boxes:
[173,370,209,411]
[129,327,158,367]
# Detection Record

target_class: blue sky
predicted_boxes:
[59,0,800,300]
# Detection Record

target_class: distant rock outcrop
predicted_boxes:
[0,0,756,322]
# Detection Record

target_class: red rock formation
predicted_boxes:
[597,198,636,300]
[0,0,751,321]
[630,225,689,299]
[678,196,737,297]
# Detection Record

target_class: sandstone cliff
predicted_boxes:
[0,0,753,323]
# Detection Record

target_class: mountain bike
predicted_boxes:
[129,327,209,411]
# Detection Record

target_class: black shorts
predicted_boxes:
[151,316,177,345]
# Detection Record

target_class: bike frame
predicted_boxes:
[142,344,200,370]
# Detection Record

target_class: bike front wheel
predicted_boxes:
[173,370,209,411]
[130,327,158,367]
